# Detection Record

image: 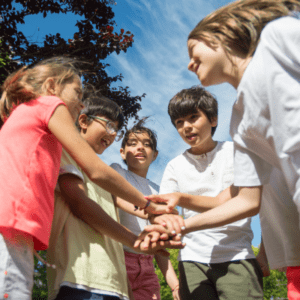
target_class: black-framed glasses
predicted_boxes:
[88,115,123,141]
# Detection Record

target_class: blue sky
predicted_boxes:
[17,0,261,246]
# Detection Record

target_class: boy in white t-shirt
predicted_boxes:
[156,87,263,300]
[111,120,182,300]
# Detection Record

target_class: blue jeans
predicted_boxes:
[55,286,121,300]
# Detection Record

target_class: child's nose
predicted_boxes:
[183,120,192,130]
[188,59,195,72]
[137,143,144,149]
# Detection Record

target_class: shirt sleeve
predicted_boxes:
[110,163,126,178]
[59,150,84,182]
[262,17,300,204]
[39,96,66,127]
[159,162,180,194]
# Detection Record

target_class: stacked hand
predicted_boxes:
[134,229,185,256]
[146,193,182,213]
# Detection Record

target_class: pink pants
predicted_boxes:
[287,266,300,300]
[124,251,161,300]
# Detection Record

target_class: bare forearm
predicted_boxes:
[87,162,147,208]
[114,196,148,219]
[179,186,237,212]
[183,187,262,234]
[155,255,179,290]
[71,195,137,249]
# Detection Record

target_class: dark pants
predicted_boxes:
[55,286,121,300]
[179,259,263,300]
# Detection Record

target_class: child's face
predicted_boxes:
[56,76,84,121]
[79,114,118,155]
[187,38,232,87]
[120,131,158,173]
[175,109,217,152]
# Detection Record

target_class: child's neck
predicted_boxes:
[188,139,217,156]
[127,165,149,178]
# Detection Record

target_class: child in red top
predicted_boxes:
[0,57,177,300]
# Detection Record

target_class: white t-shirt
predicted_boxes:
[110,163,159,254]
[160,141,255,264]
[230,16,300,215]
[260,167,300,270]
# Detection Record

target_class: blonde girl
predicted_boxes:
[0,57,177,300]
[184,0,300,299]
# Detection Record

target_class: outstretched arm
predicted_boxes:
[147,185,238,213]
[48,105,172,215]
[58,173,184,255]
[113,195,149,219]
[144,186,262,235]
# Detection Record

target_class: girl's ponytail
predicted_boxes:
[0,66,36,122]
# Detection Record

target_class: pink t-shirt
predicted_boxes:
[0,96,65,250]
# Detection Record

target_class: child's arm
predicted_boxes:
[256,238,270,277]
[154,255,180,300]
[147,185,238,213]
[113,195,148,219]
[142,186,262,236]
[48,105,171,214]
[58,173,184,255]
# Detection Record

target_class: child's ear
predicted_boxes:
[152,150,159,162]
[43,78,57,96]
[120,148,126,161]
[78,114,89,130]
[211,117,218,127]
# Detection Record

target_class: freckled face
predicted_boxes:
[187,38,231,87]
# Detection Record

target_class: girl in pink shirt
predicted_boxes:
[0,57,178,300]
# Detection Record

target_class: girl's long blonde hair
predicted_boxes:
[0,57,82,122]
[189,0,300,57]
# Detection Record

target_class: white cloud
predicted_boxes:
[101,0,261,245]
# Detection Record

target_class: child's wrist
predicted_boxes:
[171,284,179,292]
[134,199,151,211]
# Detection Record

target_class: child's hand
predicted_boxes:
[172,285,180,300]
[145,200,177,215]
[138,230,169,245]
[149,214,185,235]
[134,228,185,256]
[256,254,270,277]
[146,193,182,212]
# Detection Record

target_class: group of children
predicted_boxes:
[1,0,300,299]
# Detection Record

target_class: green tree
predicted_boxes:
[0,0,145,126]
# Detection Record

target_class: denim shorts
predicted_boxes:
[55,286,121,300]
[0,230,34,300]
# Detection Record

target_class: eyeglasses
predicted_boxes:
[88,115,123,141]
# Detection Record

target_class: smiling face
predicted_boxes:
[187,38,234,87]
[175,109,217,155]
[120,131,158,178]
[56,76,84,121]
[78,114,118,155]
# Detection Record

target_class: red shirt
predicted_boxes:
[0,96,64,250]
